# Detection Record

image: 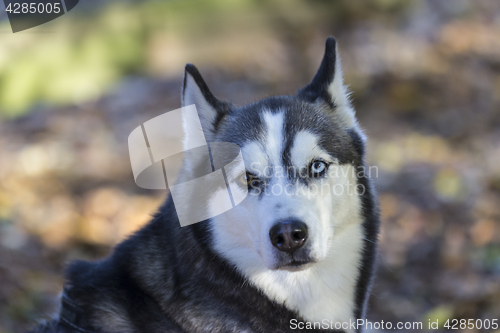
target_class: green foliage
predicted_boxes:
[0,1,150,117]
[0,0,412,118]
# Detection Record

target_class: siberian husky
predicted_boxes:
[30,37,379,333]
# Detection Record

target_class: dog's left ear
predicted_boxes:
[182,64,232,142]
[297,37,357,128]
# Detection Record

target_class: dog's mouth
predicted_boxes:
[276,259,315,272]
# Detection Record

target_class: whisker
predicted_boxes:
[363,238,377,244]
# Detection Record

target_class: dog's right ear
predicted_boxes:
[297,37,357,129]
[182,64,232,142]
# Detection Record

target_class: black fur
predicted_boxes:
[347,129,380,320]
[30,199,348,332]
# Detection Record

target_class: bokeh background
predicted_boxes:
[1,0,499,332]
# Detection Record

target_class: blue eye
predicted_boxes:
[310,161,327,176]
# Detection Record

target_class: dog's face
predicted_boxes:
[181,38,364,273]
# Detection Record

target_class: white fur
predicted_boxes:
[262,111,284,167]
[248,222,363,331]
[328,51,356,129]
[243,141,269,176]
[92,302,134,333]
[290,130,336,168]
[326,49,366,142]
[181,104,207,153]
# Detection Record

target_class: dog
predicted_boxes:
[29,37,379,333]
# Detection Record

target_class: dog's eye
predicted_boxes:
[310,160,327,177]
[239,173,261,188]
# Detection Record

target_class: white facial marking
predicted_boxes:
[290,130,335,168]
[242,141,268,176]
[261,111,284,168]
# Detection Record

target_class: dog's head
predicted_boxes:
[181,37,365,273]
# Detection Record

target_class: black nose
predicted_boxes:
[269,220,308,254]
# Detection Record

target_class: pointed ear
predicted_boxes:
[297,37,357,128]
[182,64,232,141]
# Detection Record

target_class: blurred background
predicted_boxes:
[0,0,499,332]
